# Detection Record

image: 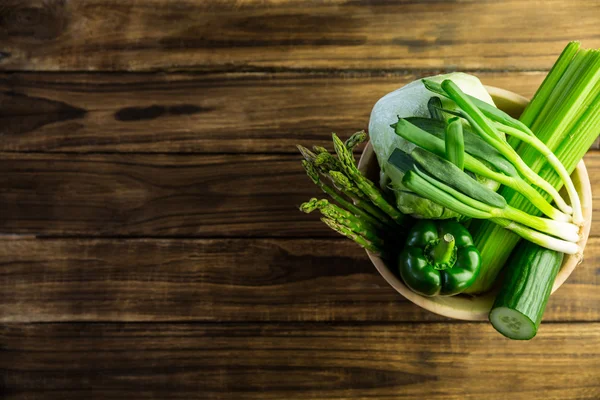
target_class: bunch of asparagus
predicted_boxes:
[297,132,407,257]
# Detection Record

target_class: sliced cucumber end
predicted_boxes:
[489,307,537,340]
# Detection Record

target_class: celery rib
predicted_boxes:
[468,45,600,293]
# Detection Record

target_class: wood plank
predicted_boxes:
[2,322,600,399]
[1,1,599,72]
[0,71,550,153]
[0,152,332,237]
[1,151,600,237]
[1,237,599,323]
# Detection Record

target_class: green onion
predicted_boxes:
[495,121,583,225]
[428,97,445,121]
[491,219,579,255]
[393,118,569,221]
[441,79,574,216]
[406,117,517,176]
[445,117,465,170]
[408,166,579,243]
[402,169,579,253]
[408,147,506,208]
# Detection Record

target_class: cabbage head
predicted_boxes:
[368,72,499,219]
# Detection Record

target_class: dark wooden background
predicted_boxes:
[2,1,600,399]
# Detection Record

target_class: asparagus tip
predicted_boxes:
[297,145,316,162]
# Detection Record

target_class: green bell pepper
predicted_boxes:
[398,220,481,296]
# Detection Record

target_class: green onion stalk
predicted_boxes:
[427,79,584,226]
[393,118,570,222]
[445,117,465,170]
[439,79,575,217]
[402,169,579,254]
[407,165,579,244]
[494,121,583,225]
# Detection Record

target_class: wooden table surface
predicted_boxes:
[2,1,600,399]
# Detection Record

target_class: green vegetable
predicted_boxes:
[299,157,386,230]
[440,79,574,216]
[444,117,464,170]
[297,133,408,258]
[408,148,506,209]
[519,41,581,128]
[405,117,517,177]
[328,170,396,227]
[332,133,406,225]
[433,79,583,225]
[400,168,579,253]
[344,130,367,151]
[300,198,383,246]
[398,220,481,296]
[489,243,564,340]
[469,43,600,293]
[427,97,445,121]
[393,118,568,221]
[322,217,386,257]
[494,121,583,224]
[423,78,530,134]
[426,78,584,225]
[368,72,496,220]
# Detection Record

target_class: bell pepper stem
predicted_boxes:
[431,233,456,266]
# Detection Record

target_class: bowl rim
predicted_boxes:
[358,85,593,321]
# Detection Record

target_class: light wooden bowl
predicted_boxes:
[357,86,593,321]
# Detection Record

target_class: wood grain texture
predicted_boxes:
[0,71,551,153]
[1,237,599,323]
[1,151,600,237]
[0,152,334,237]
[2,322,600,399]
[1,1,600,72]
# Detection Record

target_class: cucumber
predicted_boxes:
[489,242,564,340]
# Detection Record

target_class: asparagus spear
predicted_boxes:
[332,133,406,224]
[297,144,318,163]
[329,171,396,227]
[313,131,367,156]
[301,160,386,230]
[321,217,387,256]
[299,145,395,227]
[300,198,384,246]
[344,131,367,151]
[314,151,344,175]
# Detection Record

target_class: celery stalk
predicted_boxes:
[519,41,581,128]
[468,46,600,294]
